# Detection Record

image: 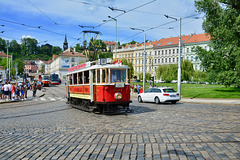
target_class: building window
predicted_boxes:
[158,59,160,63]
[149,59,151,64]
[135,60,137,64]
[173,58,175,62]
[187,48,189,53]
[169,58,171,63]
[162,50,164,55]
[173,49,175,54]
[165,58,167,63]
[158,51,160,55]
[162,58,164,63]
[139,53,141,57]
[191,56,193,61]
[195,56,198,61]
[165,50,167,54]
[72,58,75,62]
[177,49,179,53]
[169,49,171,54]
[187,56,189,60]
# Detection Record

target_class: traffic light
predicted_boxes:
[151,76,154,86]
[151,76,154,82]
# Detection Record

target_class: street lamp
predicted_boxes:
[104,16,117,59]
[164,15,182,98]
[130,27,146,92]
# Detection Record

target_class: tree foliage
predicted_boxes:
[194,0,240,87]
[121,58,134,78]
[156,60,194,82]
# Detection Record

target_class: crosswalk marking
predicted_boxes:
[32,97,66,102]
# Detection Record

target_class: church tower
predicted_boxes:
[63,34,68,51]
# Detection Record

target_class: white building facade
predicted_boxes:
[49,49,86,80]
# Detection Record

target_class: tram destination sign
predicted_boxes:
[68,62,90,72]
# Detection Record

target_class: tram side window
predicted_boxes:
[69,75,72,85]
[97,69,100,83]
[78,72,83,84]
[73,73,77,84]
[84,71,89,84]
[102,69,107,83]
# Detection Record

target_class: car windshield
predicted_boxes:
[110,69,126,83]
[163,88,176,93]
[43,77,49,80]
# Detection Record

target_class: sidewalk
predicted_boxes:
[0,89,45,104]
[131,93,240,105]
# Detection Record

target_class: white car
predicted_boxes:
[138,87,180,104]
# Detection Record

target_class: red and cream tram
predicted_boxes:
[66,58,132,113]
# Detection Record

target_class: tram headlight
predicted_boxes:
[115,93,122,100]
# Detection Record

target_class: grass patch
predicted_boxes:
[131,82,240,99]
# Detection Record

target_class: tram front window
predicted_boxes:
[111,69,126,83]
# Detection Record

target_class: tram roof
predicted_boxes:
[67,61,129,75]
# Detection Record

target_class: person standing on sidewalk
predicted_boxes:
[11,82,16,100]
[8,81,12,100]
[24,82,27,99]
[32,82,37,97]
[3,82,9,101]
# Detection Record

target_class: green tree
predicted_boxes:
[195,0,240,87]
[192,70,207,82]
[14,59,25,75]
[121,58,134,78]
[181,60,194,81]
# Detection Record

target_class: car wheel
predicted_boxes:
[155,97,160,104]
[138,96,142,103]
[171,101,177,104]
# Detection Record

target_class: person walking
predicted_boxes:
[11,82,16,100]
[3,82,9,101]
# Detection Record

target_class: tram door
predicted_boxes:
[90,69,94,102]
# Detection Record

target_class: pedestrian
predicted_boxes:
[32,82,37,97]
[8,81,12,100]
[16,83,20,100]
[3,82,9,101]
[24,82,27,99]
[20,82,25,101]
[28,81,31,90]
[11,82,16,100]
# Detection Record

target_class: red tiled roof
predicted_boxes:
[59,50,86,57]
[154,33,210,47]
[185,33,210,43]
[0,51,12,58]
[103,41,116,45]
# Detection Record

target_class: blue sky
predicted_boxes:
[0,0,204,48]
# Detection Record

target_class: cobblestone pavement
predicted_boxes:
[0,85,239,160]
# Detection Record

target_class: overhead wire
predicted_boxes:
[27,0,58,25]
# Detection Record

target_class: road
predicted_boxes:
[0,84,239,159]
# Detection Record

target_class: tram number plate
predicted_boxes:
[115,83,125,88]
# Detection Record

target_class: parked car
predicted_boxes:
[138,87,180,104]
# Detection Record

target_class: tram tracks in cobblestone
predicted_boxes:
[0,106,72,120]
[0,132,239,145]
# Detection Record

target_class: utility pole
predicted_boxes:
[164,15,182,98]
[130,27,146,92]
